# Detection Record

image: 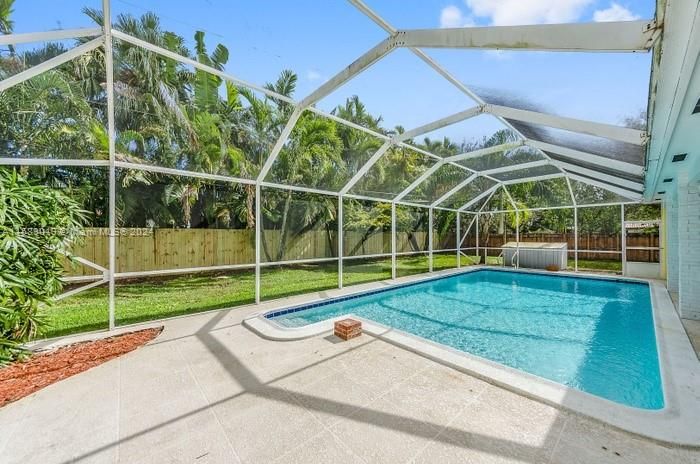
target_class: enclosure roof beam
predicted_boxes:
[111,29,407,160]
[256,107,304,182]
[306,106,391,141]
[567,173,642,200]
[389,141,512,189]
[394,142,484,179]
[565,176,577,206]
[484,199,647,214]
[347,0,571,178]
[501,185,519,211]
[478,187,501,213]
[393,161,445,202]
[479,159,551,176]
[431,173,478,208]
[339,141,393,195]
[0,158,110,167]
[348,0,398,34]
[395,20,656,52]
[444,142,524,162]
[502,173,566,185]
[113,29,408,154]
[396,106,483,142]
[458,184,500,211]
[112,30,297,105]
[299,37,397,108]
[258,182,337,197]
[524,140,645,176]
[346,0,535,149]
[552,160,644,192]
[114,28,462,171]
[114,161,256,186]
[486,105,646,145]
[112,28,467,166]
[348,0,484,106]
[0,27,102,45]
[0,37,103,92]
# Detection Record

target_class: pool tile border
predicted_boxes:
[263,267,649,323]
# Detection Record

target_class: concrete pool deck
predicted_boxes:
[3,267,700,463]
[246,267,700,446]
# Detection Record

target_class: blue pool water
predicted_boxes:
[269,269,664,410]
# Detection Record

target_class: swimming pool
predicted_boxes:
[268,269,664,410]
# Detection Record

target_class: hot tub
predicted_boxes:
[502,241,568,270]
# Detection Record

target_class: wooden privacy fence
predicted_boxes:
[65,228,659,277]
[65,228,430,276]
[65,228,255,275]
[461,233,659,262]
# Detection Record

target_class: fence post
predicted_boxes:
[456,212,461,268]
[338,195,343,289]
[515,209,520,268]
[476,212,480,264]
[574,206,578,272]
[621,203,626,275]
[391,202,397,279]
[428,207,434,272]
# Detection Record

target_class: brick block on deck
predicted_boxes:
[334,319,362,340]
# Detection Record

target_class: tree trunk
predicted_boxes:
[260,227,273,262]
[325,226,335,257]
[245,184,255,229]
[276,191,293,261]
[348,226,377,256]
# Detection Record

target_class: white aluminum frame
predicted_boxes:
[0,27,102,46]
[553,160,644,192]
[525,140,645,176]
[0,37,103,92]
[395,20,657,52]
[0,0,661,332]
[104,0,117,330]
[486,105,646,145]
[479,159,551,177]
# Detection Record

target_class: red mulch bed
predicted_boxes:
[0,327,162,407]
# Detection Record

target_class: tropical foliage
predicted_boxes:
[0,168,87,364]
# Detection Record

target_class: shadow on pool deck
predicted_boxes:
[65,309,572,464]
[14,286,685,464]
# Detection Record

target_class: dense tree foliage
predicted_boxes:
[0,8,652,259]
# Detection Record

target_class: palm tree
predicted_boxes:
[164,183,199,227]
[332,95,383,130]
[331,96,384,184]
[0,69,98,159]
[83,8,194,166]
[261,111,343,261]
[232,70,299,228]
[0,0,15,55]
[421,136,460,158]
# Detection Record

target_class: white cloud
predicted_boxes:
[593,3,640,22]
[465,0,593,26]
[440,5,464,28]
[440,5,476,28]
[306,69,322,81]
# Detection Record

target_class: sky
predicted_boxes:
[10,0,656,144]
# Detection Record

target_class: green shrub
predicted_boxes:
[0,168,87,365]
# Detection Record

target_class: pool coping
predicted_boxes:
[243,265,700,447]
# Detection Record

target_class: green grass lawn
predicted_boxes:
[40,253,622,339]
[41,254,463,338]
[568,258,622,272]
